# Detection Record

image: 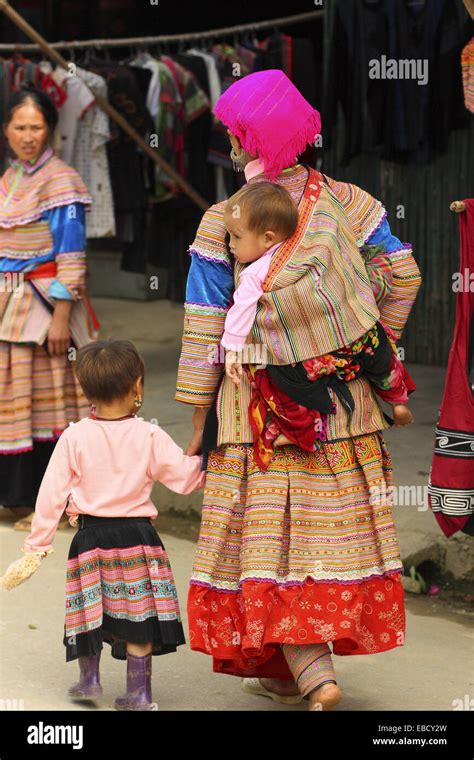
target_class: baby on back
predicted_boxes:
[220,181,414,470]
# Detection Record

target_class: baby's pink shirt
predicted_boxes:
[23,416,206,554]
[221,241,283,350]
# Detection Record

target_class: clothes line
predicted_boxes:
[0,8,323,51]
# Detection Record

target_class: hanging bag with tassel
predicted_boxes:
[428,199,474,537]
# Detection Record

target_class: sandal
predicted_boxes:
[13,512,34,531]
[241,678,303,704]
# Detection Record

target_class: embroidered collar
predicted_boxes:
[10,146,54,176]
[0,152,92,228]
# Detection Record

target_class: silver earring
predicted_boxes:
[230,147,246,172]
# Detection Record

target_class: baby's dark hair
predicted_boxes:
[75,340,145,404]
[225,182,298,239]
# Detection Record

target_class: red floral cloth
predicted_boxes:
[247,364,329,472]
[188,573,405,680]
[247,322,416,472]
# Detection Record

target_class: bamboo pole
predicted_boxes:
[0,0,211,211]
[463,0,474,20]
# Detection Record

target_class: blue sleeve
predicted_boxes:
[365,217,408,253]
[45,203,87,300]
[185,253,234,309]
[49,280,74,300]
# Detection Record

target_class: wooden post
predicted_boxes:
[0,0,210,211]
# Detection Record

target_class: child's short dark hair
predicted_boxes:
[75,340,145,404]
[225,182,298,239]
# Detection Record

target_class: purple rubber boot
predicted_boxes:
[68,653,103,702]
[114,652,155,711]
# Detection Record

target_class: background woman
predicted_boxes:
[0,87,97,530]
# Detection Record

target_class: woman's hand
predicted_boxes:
[186,406,210,456]
[47,300,72,356]
[225,350,243,387]
[71,284,87,301]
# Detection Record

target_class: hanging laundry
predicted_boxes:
[85,57,152,215]
[37,64,68,109]
[187,48,222,108]
[324,0,471,165]
[324,0,393,164]
[70,68,116,239]
[139,52,214,288]
[151,58,183,200]
[84,57,153,273]
[207,43,254,197]
[383,0,469,164]
[171,54,213,201]
[51,64,95,165]
[130,51,162,120]
[187,47,226,201]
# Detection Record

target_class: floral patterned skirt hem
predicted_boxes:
[188,572,405,679]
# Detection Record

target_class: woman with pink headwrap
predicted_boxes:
[175,70,421,710]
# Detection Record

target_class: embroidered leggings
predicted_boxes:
[282,643,337,697]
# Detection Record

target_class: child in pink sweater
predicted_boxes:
[7,339,205,711]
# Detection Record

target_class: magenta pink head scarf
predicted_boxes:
[214,69,322,181]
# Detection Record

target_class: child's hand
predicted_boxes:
[225,350,243,387]
[0,551,48,591]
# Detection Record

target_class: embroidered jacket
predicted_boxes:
[0,148,95,347]
[176,163,422,445]
[233,169,381,363]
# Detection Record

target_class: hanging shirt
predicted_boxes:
[86,58,153,215]
[324,0,390,164]
[52,65,96,165]
[71,68,116,239]
[187,48,226,201]
[130,53,163,119]
[325,0,470,165]
[187,48,222,108]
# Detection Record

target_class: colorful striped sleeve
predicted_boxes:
[365,218,422,340]
[361,244,394,308]
[326,176,422,340]
[175,203,235,406]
